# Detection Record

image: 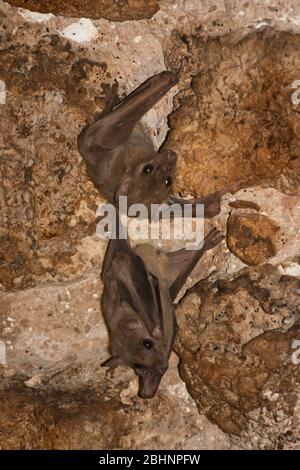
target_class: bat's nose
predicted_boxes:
[155,150,177,176]
[165,149,177,164]
[138,373,163,399]
[138,388,157,399]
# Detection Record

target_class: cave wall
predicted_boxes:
[0,0,299,450]
[167,30,300,197]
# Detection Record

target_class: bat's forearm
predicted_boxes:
[78,71,178,151]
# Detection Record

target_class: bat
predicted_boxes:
[101,224,223,398]
[78,71,229,218]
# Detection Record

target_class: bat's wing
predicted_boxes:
[114,251,161,332]
[78,71,178,153]
[168,228,224,301]
[102,236,162,333]
[101,226,128,290]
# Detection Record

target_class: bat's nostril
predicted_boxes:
[165,150,177,162]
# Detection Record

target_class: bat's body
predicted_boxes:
[78,71,228,217]
[101,226,223,398]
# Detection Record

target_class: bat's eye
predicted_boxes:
[143,339,154,350]
[134,363,143,369]
[142,164,153,175]
[163,176,172,187]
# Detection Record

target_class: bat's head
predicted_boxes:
[135,149,177,207]
[115,138,177,209]
[103,299,176,399]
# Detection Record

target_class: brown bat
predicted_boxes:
[78,71,228,218]
[101,226,223,398]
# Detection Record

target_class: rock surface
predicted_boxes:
[175,267,300,448]
[6,0,160,21]
[227,213,280,266]
[0,0,299,450]
[0,271,233,450]
[166,29,300,197]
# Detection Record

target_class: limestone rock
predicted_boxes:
[227,213,280,265]
[0,271,232,450]
[175,266,300,448]
[0,385,234,449]
[0,1,173,291]
[166,29,300,198]
[5,0,160,21]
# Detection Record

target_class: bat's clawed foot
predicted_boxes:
[203,227,225,251]
[203,197,222,219]
[101,81,120,114]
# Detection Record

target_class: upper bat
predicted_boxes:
[78,71,231,218]
[78,71,178,208]
[101,225,223,398]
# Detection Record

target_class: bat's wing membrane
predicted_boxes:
[78,71,178,153]
[102,238,161,332]
[168,228,224,301]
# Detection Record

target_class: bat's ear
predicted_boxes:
[118,318,141,333]
[101,356,123,368]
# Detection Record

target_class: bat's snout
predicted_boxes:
[165,150,177,164]
[156,149,177,175]
[138,367,167,399]
[138,377,161,399]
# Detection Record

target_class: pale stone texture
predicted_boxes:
[0,0,299,450]
[0,271,233,450]
[175,269,299,448]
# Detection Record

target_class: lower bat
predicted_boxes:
[101,226,223,398]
